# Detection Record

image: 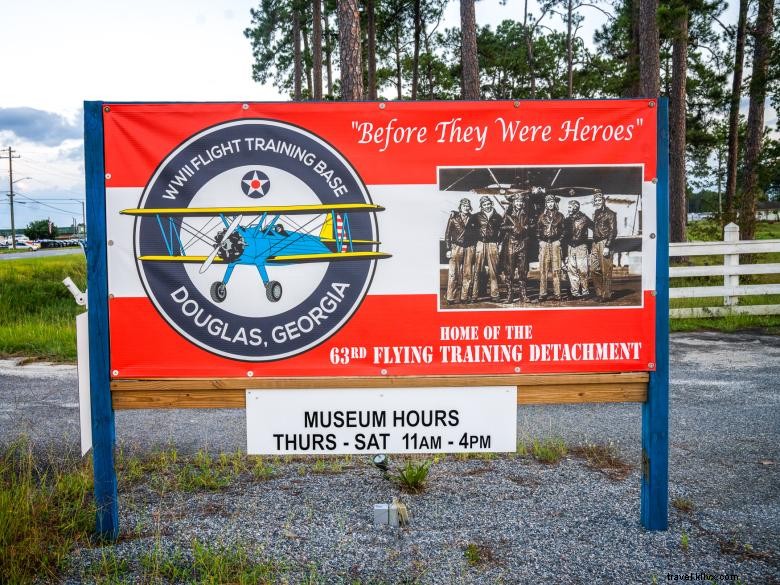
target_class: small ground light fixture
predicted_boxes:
[372,453,389,472]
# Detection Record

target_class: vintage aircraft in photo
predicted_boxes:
[442,167,643,254]
[121,203,390,303]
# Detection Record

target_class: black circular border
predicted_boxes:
[132,118,379,362]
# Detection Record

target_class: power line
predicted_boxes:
[15,192,77,215]
[17,160,82,181]
[13,191,86,232]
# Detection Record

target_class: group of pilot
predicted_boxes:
[444,191,617,305]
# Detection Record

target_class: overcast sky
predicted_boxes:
[0,0,746,230]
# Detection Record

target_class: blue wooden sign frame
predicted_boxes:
[84,101,119,539]
[641,97,670,530]
[82,99,670,540]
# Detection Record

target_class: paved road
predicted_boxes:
[0,247,83,261]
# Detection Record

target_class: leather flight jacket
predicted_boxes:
[473,211,502,243]
[445,212,474,248]
[500,209,532,242]
[593,206,617,246]
[537,210,564,242]
[565,211,593,246]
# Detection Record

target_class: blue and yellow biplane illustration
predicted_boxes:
[121,204,390,303]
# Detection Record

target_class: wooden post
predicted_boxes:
[641,97,669,530]
[724,222,740,306]
[84,101,119,540]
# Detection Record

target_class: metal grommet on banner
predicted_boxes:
[514,366,521,373]
[648,101,655,108]
[513,101,520,108]
[652,178,658,184]
[651,290,657,297]
[648,363,655,369]
[105,173,111,180]
[379,103,386,110]
[649,233,656,239]
[242,103,249,110]
[380,368,388,375]
[112,370,119,377]
[107,240,114,246]
[104,106,110,113]
[247,371,254,377]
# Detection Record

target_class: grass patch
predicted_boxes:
[530,438,567,464]
[569,442,632,480]
[136,540,292,584]
[393,460,431,493]
[86,548,130,584]
[463,542,494,567]
[250,456,277,481]
[670,312,780,334]
[0,253,86,361]
[116,448,247,493]
[0,439,95,585]
[671,497,694,513]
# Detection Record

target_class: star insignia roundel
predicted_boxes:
[241,170,271,198]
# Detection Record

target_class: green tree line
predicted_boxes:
[245,0,779,241]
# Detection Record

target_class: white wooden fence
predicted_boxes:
[669,222,780,318]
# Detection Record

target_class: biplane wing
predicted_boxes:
[120,203,385,216]
[267,251,391,264]
[135,255,224,263]
[123,201,390,304]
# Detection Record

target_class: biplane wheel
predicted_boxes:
[266,280,282,302]
[210,281,227,303]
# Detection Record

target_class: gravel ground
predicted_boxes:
[2,331,778,583]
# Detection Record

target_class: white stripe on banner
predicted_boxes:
[105,182,657,298]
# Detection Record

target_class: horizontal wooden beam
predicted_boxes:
[517,383,646,404]
[111,373,649,409]
[669,283,780,299]
[669,262,780,278]
[670,304,780,318]
[113,390,245,409]
[111,372,648,391]
[669,239,780,257]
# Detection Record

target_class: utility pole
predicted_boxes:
[1,147,21,250]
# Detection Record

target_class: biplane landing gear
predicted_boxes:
[210,281,227,303]
[266,280,282,302]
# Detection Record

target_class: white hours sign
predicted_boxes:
[246,387,517,455]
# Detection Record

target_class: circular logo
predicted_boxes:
[133,119,379,361]
[241,169,270,198]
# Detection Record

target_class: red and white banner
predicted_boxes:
[103,101,657,378]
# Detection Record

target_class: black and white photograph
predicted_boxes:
[438,165,644,309]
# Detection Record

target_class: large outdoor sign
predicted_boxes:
[103,101,657,378]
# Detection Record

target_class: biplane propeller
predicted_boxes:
[121,203,390,303]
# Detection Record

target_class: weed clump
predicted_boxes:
[250,457,276,481]
[570,442,632,480]
[671,497,694,513]
[531,438,567,464]
[463,542,494,567]
[394,460,431,493]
